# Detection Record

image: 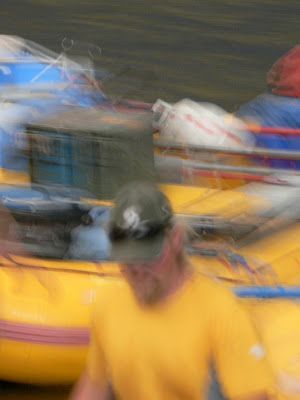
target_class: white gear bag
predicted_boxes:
[152,98,254,150]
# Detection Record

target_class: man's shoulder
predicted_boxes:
[95,277,128,296]
[191,272,239,307]
[192,272,228,291]
[238,93,300,117]
[93,277,131,311]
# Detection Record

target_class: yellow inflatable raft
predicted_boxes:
[0,182,299,391]
[0,256,120,385]
[0,183,265,385]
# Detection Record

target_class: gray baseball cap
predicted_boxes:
[109,181,173,263]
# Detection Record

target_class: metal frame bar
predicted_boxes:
[155,154,300,180]
[250,126,300,136]
[155,139,300,160]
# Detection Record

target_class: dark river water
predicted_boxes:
[1,0,300,398]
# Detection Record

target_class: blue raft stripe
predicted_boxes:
[234,286,300,298]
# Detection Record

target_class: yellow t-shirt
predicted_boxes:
[87,273,275,400]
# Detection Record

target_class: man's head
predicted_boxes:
[267,45,300,98]
[109,181,186,304]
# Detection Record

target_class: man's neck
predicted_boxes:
[163,262,195,302]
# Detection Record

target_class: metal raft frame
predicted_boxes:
[156,126,300,298]
[154,126,300,186]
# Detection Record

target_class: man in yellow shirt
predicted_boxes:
[70,181,275,400]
